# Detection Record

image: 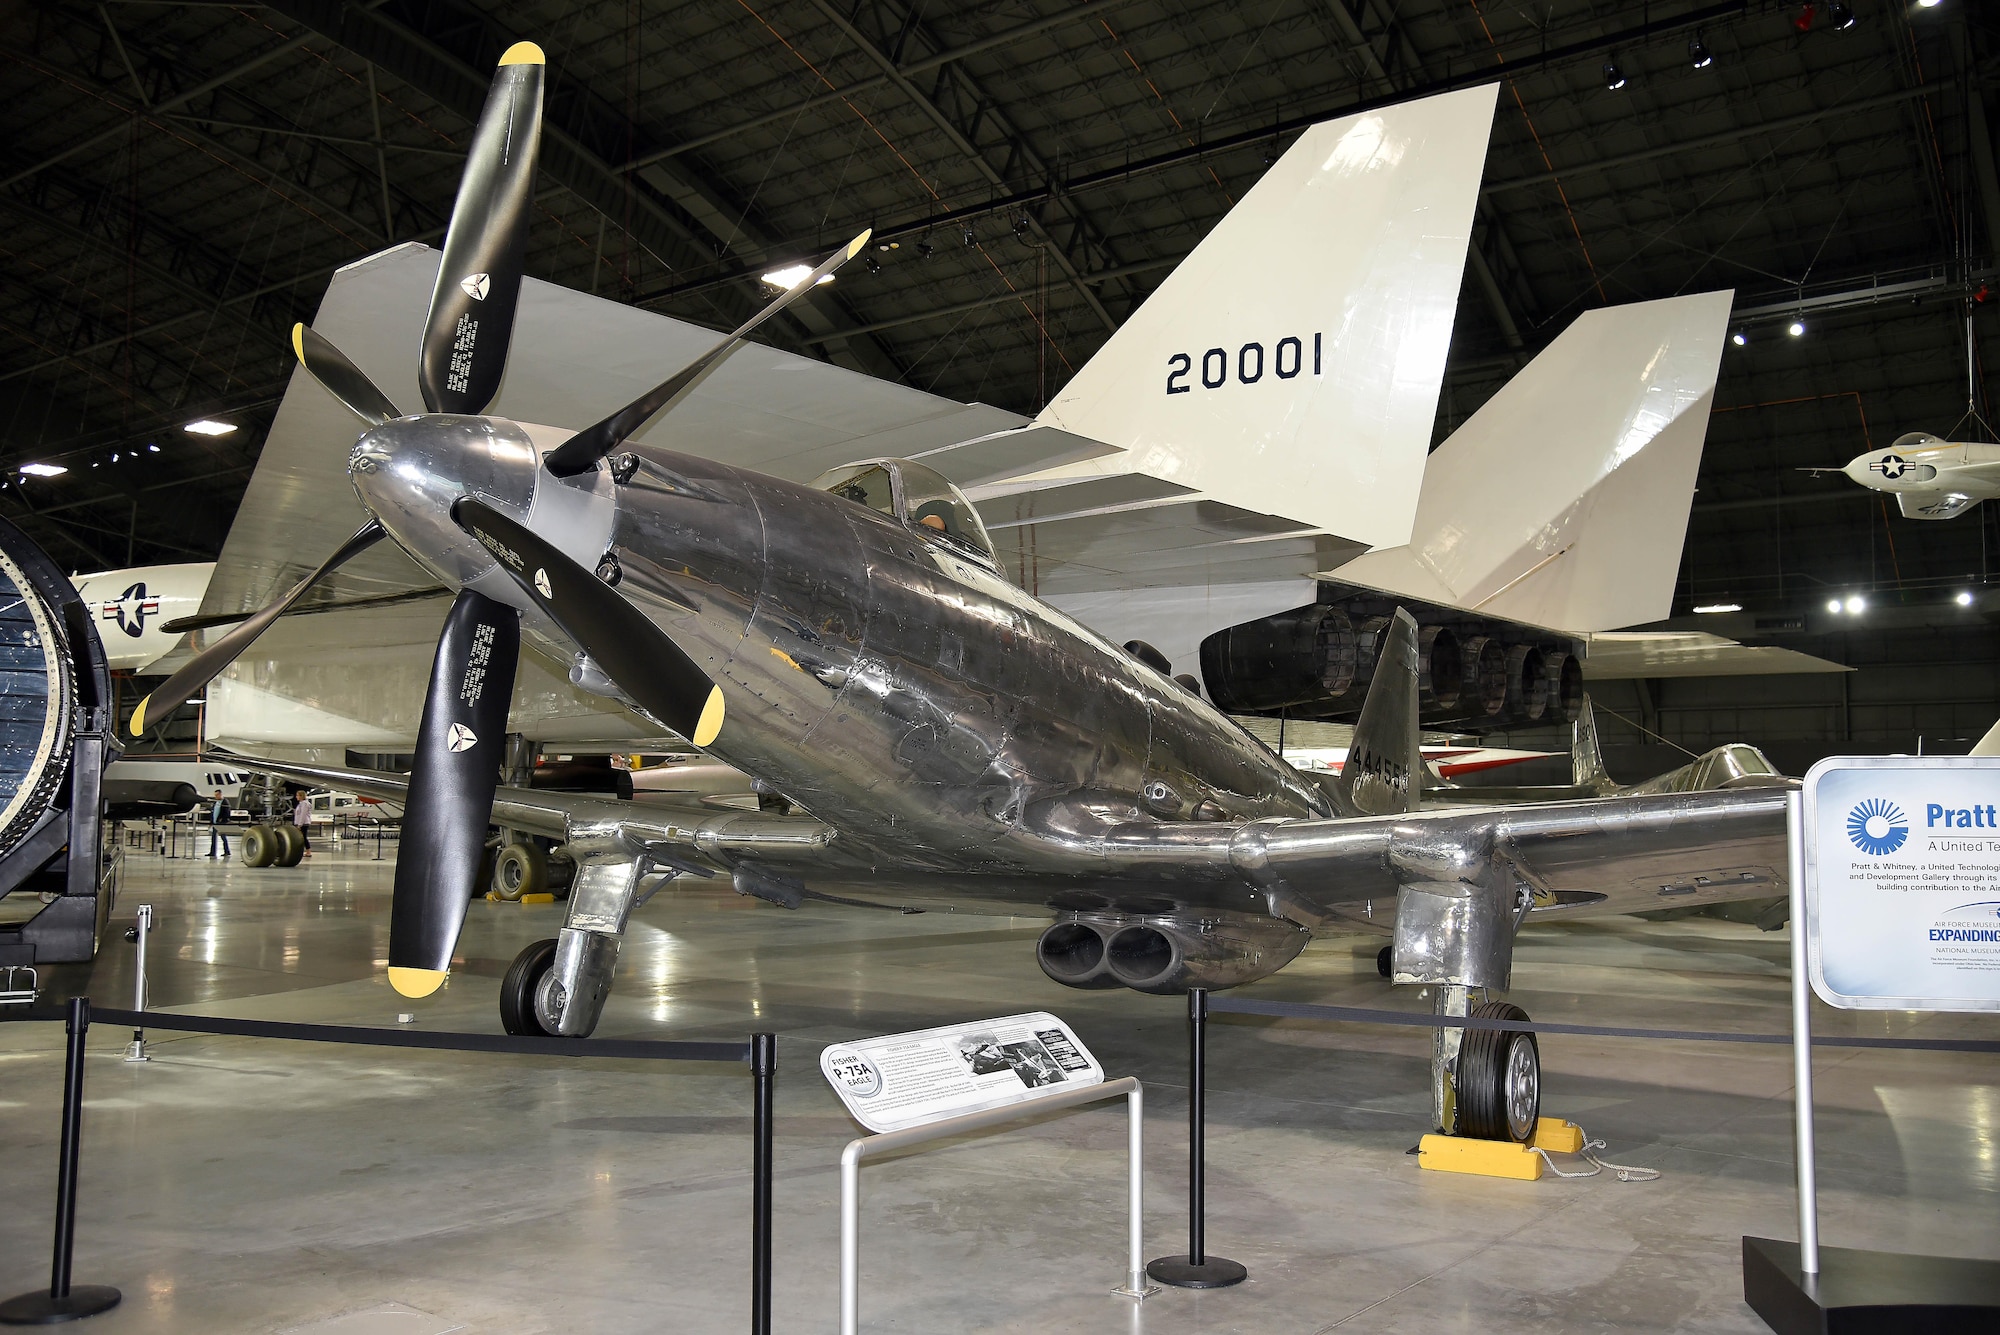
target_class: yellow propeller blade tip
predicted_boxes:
[290,324,306,364]
[692,686,725,748]
[128,698,148,738]
[499,41,545,66]
[847,229,872,260]
[388,967,448,998]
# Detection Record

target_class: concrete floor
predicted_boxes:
[2,833,1997,1334]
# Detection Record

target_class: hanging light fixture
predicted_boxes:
[1603,59,1627,91]
[1827,1,1856,29]
[1689,34,1713,69]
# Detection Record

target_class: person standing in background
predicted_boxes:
[208,789,230,859]
[292,789,313,858]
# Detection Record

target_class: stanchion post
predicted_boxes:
[124,906,151,1062]
[1146,988,1246,1289]
[750,1033,775,1335]
[0,997,121,1325]
[1786,790,1820,1276]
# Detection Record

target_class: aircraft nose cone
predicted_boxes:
[1842,454,1879,486]
[347,415,541,587]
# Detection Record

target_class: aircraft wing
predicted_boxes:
[218,755,835,870]
[1896,489,1980,520]
[1236,784,1790,923]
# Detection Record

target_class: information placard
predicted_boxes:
[820,1012,1104,1134]
[1802,755,2000,1012]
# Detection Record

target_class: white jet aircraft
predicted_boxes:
[1827,431,2000,520]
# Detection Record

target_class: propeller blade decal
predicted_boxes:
[292,324,402,426]
[417,43,544,416]
[542,228,872,478]
[452,497,723,746]
[387,588,520,997]
[130,520,386,736]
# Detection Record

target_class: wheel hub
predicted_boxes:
[1504,1035,1539,1142]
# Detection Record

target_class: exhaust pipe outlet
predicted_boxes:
[1505,644,1548,724]
[1416,625,1461,713]
[1101,915,1312,994]
[1036,920,1119,989]
[1545,650,1583,723]
[1458,636,1507,719]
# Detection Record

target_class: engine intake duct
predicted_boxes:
[1039,912,1310,994]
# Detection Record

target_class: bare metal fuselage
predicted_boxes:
[349,416,1329,912]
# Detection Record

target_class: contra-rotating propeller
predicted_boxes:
[134,37,868,1002]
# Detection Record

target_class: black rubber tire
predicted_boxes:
[1376,945,1393,979]
[240,825,278,868]
[499,938,560,1036]
[492,841,548,901]
[273,823,305,867]
[1456,1001,1539,1143]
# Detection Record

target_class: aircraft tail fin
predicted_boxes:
[1032,85,1499,555]
[1972,718,2000,757]
[1570,695,1615,794]
[1331,609,1421,817]
[1333,291,1733,633]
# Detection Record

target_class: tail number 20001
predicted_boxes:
[1167,334,1321,394]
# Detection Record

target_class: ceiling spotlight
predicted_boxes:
[1689,34,1712,69]
[1788,318,1806,337]
[1828,1,1856,28]
[863,254,881,275]
[18,463,65,477]
[759,264,832,290]
[1732,331,1748,346]
[1957,590,1975,606]
[1603,60,1627,91]
[147,443,159,453]
[1693,602,1742,614]
[1844,595,1865,614]
[183,419,237,436]
[916,239,933,260]
[1916,0,1941,8]
[961,224,976,247]
[1825,599,1842,614]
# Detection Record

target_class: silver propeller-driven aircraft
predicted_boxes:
[138,43,1793,1146]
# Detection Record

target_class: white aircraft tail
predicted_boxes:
[1033,85,1499,554]
[1334,291,1733,632]
[1971,719,2000,757]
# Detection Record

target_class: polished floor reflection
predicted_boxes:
[2,834,1997,1333]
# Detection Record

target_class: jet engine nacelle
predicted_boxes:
[1200,583,1585,733]
[1036,912,1310,994]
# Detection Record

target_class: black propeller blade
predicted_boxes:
[387,589,521,997]
[452,497,723,746]
[417,42,544,416]
[542,229,872,478]
[292,324,402,426]
[131,520,387,736]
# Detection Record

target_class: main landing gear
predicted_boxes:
[499,938,559,1036]
[1430,985,1540,1143]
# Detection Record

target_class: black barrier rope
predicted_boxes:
[0,998,776,1333]
[9,1005,750,1063]
[1209,996,2000,1053]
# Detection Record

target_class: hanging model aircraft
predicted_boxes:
[132,44,1795,1146]
[1822,431,2000,520]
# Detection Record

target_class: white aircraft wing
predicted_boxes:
[1580,631,1853,680]
[1896,489,1980,520]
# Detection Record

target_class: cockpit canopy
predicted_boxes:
[1890,431,1946,451]
[810,458,998,566]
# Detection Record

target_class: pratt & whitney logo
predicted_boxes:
[1847,798,1909,856]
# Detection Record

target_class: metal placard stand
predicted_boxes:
[837,1076,1154,1333]
[1743,783,2000,1333]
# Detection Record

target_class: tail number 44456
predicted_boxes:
[1167,334,1322,394]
